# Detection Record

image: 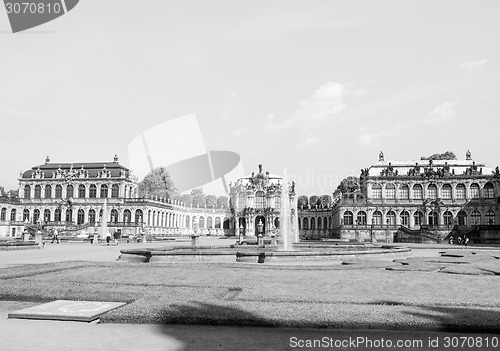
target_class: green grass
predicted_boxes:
[0,252,499,332]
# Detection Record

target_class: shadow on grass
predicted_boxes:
[156,301,277,327]
[374,300,500,334]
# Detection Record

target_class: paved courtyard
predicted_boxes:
[1,239,499,351]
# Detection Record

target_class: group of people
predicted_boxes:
[449,235,470,250]
[105,231,120,246]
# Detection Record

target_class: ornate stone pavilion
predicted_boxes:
[229,164,287,238]
[0,156,231,238]
[332,151,500,243]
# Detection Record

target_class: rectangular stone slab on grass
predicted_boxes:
[8,300,126,322]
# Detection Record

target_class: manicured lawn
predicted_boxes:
[0,251,499,332]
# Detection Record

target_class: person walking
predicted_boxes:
[463,235,469,251]
[51,229,59,244]
[106,231,112,246]
[113,231,119,245]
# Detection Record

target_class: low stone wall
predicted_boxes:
[0,241,41,251]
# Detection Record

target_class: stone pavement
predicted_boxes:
[2,301,498,351]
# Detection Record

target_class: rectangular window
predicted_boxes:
[485,188,494,199]
[413,188,422,199]
[372,188,382,199]
[399,187,409,199]
[442,187,451,199]
[456,187,466,199]
[385,188,395,199]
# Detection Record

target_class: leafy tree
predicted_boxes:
[217,196,229,209]
[320,195,332,207]
[0,186,4,196]
[180,194,193,207]
[6,189,18,197]
[309,195,320,207]
[297,195,308,208]
[137,167,176,199]
[206,195,217,208]
[333,176,360,197]
[421,151,457,160]
[191,188,206,207]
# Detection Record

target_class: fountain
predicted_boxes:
[280,166,297,251]
[118,164,411,264]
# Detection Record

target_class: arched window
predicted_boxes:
[123,209,131,223]
[343,211,353,225]
[427,184,437,199]
[44,185,52,199]
[55,185,63,199]
[215,217,221,229]
[443,211,453,226]
[413,211,423,226]
[400,210,409,226]
[88,209,96,223]
[89,184,97,198]
[33,209,40,223]
[317,217,322,229]
[54,208,61,222]
[442,184,452,199]
[323,217,328,229]
[185,215,191,228]
[78,184,86,198]
[303,218,309,230]
[65,209,72,222]
[10,209,16,221]
[385,184,395,199]
[484,183,494,198]
[329,216,332,229]
[24,185,31,199]
[372,184,382,199]
[386,210,396,226]
[34,185,42,199]
[237,194,246,209]
[111,184,119,198]
[486,210,495,225]
[457,210,467,226]
[412,184,423,199]
[135,209,143,223]
[255,191,265,209]
[310,218,315,230]
[43,209,51,222]
[23,209,30,221]
[399,185,409,199]
[199,217,205,229]
[470,183,480,199]
[471,210,481,225]
[77,209,85,225]
[0,208,6,221]
[100,184,108,198]
[66,185,74,199]
[372,211,382,225]
[357,211,367,225]
[110,209,118,223]
[456,184,466,199]
[428,210,438,227]
[223,217,230,229]
[207,217,213,229]
[274,217,279,229]
[274,195,281,209]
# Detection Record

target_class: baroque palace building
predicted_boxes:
[0,156,232,238]
[330,151,500,243]
[228,164,286,238]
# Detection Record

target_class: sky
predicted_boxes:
[1,0,499,197]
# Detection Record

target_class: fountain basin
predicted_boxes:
[119,244,411,264]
